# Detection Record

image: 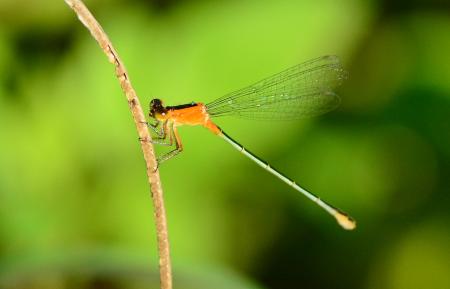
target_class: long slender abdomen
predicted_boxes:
[217,129,356,230]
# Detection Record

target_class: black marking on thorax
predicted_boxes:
[167,102,197,110]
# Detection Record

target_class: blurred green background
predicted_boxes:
[0,0,449,288]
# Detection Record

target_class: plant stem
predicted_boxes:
[64,1,172,288]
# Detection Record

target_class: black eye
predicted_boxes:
[150,99,162,108]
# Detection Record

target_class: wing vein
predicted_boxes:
[206,55,347,120]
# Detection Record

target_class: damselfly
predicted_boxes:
[145,55,355,230]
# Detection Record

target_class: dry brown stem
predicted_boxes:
[64,1,172,288]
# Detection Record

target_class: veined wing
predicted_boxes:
[206,55,347,120]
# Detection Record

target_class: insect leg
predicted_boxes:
[150,120,174,146]
[156,124,183,164]
[143,119,166,138]
[140,120,173,146]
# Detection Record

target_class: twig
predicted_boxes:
[64,1,172,288]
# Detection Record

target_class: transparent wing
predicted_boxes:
[206,55,347,120]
